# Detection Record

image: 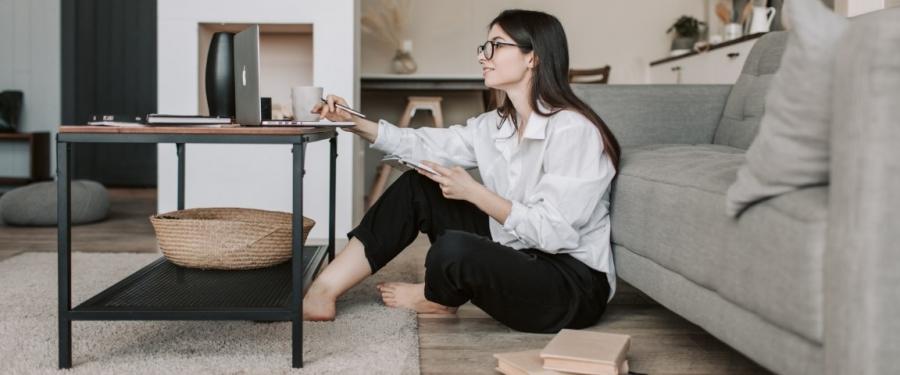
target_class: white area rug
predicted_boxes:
[0,252,419,374]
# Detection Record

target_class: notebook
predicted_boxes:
[494,349,574,375]
[540,329,631,375]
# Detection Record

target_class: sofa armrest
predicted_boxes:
[825,17,900,373]
[572,84,732,147]
[826,101,900,375]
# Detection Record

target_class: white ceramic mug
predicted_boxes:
[723,22,743,41]
[291,86,323,121]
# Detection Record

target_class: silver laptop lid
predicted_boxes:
[234,25,261,126]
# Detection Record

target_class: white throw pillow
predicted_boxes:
[726,0,849,217]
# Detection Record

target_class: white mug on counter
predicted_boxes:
[291,86,323,121]
[724,22,743,41]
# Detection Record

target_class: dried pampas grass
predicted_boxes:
[361,0,411,49]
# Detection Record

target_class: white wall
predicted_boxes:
[0,0,60,175]
[360,0,708,84]
[836,0,887,15]
[157,0,359,241]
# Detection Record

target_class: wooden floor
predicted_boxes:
[0,188,159,254]
[403,237,772,375]
[0,188,772,374]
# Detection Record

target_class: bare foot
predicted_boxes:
[376,282,458,315]
[303,285,336,321]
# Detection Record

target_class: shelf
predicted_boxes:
[649,32,767,67]
[361,75,487,91]
[0,131,50,185]
[197,22,313,118]
[199,23,312,35]
[71,245,328,320]
[0,177,38,185]
[0,133,39,140]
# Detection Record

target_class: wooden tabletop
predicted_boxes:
[59,125,336,135]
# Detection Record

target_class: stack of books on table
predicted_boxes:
[493,329,632,375]
[87,114,234,127]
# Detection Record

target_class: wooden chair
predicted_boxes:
[366,96,444,209]
[568,65,611,84]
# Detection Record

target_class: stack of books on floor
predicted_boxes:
[493,329,632,375]
[87,114,234,127]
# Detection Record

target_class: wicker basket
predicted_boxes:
[149,207,315,270]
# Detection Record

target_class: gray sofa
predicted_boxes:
[573,15,899,375]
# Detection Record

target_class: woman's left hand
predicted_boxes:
[418,160,483,202]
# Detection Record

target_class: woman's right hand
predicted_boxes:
[311,94,353,122]
[311,94,380,143]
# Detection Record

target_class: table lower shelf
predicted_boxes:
[70,245,329,321]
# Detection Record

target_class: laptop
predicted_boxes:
[233,25,354,127]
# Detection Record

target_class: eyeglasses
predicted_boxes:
[476,40,528,60]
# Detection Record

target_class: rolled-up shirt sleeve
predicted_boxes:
[370,118,478,169]
[502,120,615,253]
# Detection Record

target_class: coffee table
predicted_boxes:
[56,125,337,369]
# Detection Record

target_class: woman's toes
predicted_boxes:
[377,283,395,292]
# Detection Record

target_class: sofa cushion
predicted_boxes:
[611,145,826,343]
[713,32,788,149]
[0,180,109,226]
[726,0,848,217]
[573,84,730,147]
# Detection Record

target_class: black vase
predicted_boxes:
[206,32,236,118]
[0,90,23,132]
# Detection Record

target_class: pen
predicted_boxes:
[321,98,366,118]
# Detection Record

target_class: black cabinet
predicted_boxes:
[61,0,157,187]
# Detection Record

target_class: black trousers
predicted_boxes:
[348,171,610,334]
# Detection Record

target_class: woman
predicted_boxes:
[305,9,620,334]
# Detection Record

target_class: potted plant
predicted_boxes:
[667,15,707,53]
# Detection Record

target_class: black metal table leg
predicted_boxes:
[176,143,185,210]
[291,139,307,368]
[57,140,72,369]
[329,136,336,261]
[175,143,186,281]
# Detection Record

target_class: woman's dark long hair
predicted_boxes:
[489,9,620,170]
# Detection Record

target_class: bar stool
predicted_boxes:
[366,96,444,209]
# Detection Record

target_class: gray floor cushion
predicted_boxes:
[611,144,827,344]
[0,180,109,226]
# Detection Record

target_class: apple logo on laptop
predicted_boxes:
[242,65,247,87]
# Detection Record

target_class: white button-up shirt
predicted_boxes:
[370,105,617,302]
